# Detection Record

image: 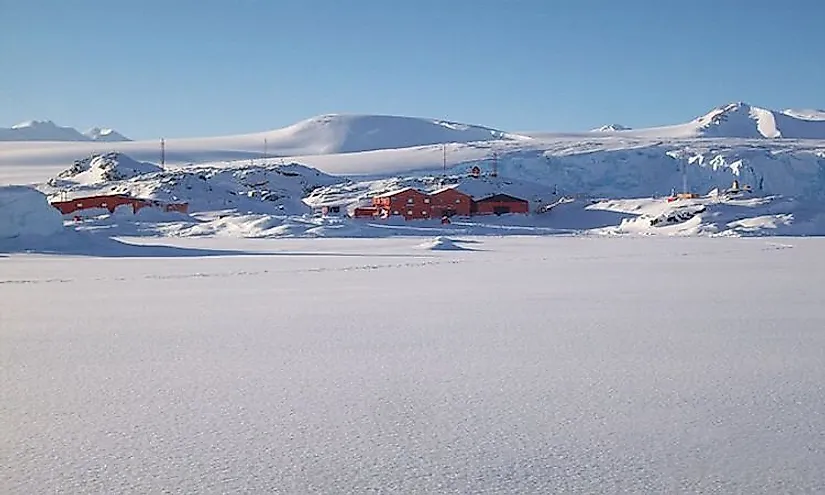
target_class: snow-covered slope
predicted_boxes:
[628,102,825,139]
[0,185,63,239]
[246,113,520,155]
[51,152,162,185]
[0,120,130,142]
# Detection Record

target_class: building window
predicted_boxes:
[455,199,461,204]
[423,210,429,215]
[393,210,399,215]
[407,210,413,216]
[77,203,83,207]
[424,198,430,203]
[407,198,414,204]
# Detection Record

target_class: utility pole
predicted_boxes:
[264,138,268,160]
[442,143,447,175]
[681,161,688,194]
[160,138,165,166]
[491,149,498,178]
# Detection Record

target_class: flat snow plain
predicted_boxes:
[2,236,824,493]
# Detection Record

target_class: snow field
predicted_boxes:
[2,236,824,493]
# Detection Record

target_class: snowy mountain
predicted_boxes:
[83,127,131,142]
[591,124,632,132]
[247,113,521,155]
[0,120,130,142]
[0,120,90,141]
[628,102,825,139]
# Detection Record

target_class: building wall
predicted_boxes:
[374,189,431,220]
[430,189,472,217]
[370,189,531,220]
[353,207,378,218]
[51,195,187,215]
[474,197,529,215]
[51,195,145,215]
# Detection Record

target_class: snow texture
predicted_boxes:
[0,185,63,239]
[2,236,824,493]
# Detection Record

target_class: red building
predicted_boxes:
[51,194,188,216]
[473,193,530,216]
[352,206,379,218]
[429,186,473,218]
[363,187,531,221]
[372,187,432,220]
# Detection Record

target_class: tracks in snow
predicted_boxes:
[0,257,467,286]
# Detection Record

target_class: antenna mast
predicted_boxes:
[442,143,447,175]
[682,162,688,194]
[492,149,498,178]
[160,138,165,166]
[264,138,268,160]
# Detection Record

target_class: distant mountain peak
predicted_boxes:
[1,120,130,142]
[591,124,631,132]
[624,101,825,139]
[11,119,59,130]
[83,127,131,142]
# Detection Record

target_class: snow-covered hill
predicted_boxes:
[591,124,631,132]
[0,120,130,142]
[43,152,339,216]
[247,114,520,155]
[627,102,825,139]
[50,152,163,185]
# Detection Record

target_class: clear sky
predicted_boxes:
[2,0,824,139]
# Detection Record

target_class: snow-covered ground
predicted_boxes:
[2,235,824,493]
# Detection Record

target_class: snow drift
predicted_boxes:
[418,236,472,250]
[0,186,63,239]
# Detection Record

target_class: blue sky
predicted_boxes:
[2,0,824,139]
